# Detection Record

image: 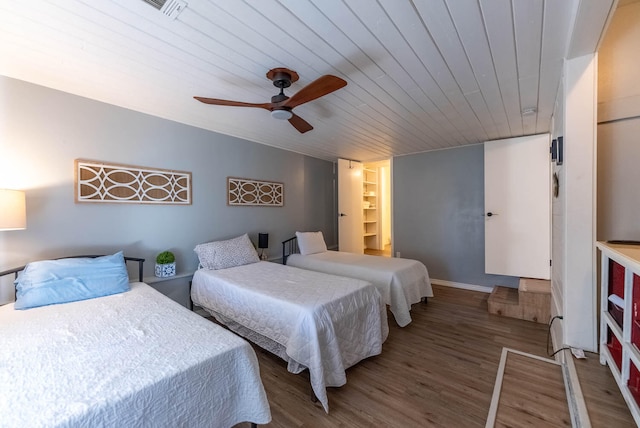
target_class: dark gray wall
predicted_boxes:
[0,76,336,304]
[393,144,519,288]
[303,157,337,247]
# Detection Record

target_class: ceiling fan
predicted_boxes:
[194,68,347,134]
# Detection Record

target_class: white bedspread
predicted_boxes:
[287,251,433,327]
[0,282,271,428]
[190,261,388,412]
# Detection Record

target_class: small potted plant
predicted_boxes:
[155,250,176,278]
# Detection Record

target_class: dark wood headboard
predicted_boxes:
[281,237,299,265]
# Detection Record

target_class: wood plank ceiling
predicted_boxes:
[0,0,616,162]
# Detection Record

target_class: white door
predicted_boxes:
[338,158,364,253]
[484,134,551,279]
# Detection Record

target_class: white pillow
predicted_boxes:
[194,234,259,270]
[296,231,328,255]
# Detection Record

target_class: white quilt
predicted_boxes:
[287,251,433,327]
[190,261,389,412]
[0,282,271,428]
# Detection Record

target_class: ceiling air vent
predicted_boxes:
[142,0,165,10]
[141,0,187,19]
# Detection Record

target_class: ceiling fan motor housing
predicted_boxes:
[271,93,289,103]
[272,72,292,88]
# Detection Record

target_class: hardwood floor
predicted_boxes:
[493,351,571,427]
[228,284,634,427]
[574,351,635,427]
[364,244,391,257]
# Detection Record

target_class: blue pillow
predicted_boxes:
[14,252,130,310]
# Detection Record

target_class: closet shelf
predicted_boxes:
[363,165,379,250]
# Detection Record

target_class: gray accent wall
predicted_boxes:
[393,144,519,288]
[0,76,336,305]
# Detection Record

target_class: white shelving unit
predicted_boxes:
[597,241,640,425]
[362,167,379,250]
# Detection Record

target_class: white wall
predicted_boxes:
[560,53,598,352]
[598,119,640,240]
[550,78,566,352]
[0,76,336,305]
[597,1,640,241]
[598,1,640,123]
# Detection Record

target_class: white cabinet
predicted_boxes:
[597,241,640,425]
[362,167,379,250]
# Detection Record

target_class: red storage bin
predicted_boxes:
[608,328,623,371]
[629,362,640,407]
[609,300,624,328]
[610,260,626,299]
[633,274,640,348]
[633,320,640,353]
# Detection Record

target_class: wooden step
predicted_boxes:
[488,286,522,318]
[519,278,551,324]
[487,278,551,324]
[519,277,551,294]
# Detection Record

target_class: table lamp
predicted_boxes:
[0,189,26,231]
[258,233,269,260]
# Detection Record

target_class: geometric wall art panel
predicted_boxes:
[227,177,284,206]
[75,159,191,205]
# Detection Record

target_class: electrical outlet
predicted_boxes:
[396,252,401,258]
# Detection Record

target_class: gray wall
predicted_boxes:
[393,144,519,288]
[0,76,336,304]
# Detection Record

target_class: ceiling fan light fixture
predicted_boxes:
[271,109,293,120]
[194,67,347,133]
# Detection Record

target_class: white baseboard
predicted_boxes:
[431,278,494,293]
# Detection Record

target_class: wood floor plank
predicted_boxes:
[225,284,633,427]
[573,351,636,427]
[495,353,571,427]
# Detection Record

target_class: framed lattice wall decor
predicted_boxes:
[75,159,192,205]
[227,177,284,206]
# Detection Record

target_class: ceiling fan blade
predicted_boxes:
[194,96,273,110]
[288,113,314,134]
[282,75,347,109]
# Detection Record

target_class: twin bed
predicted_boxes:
[283,231,434,327]
[0,253,270,428]
[191,234,388,412]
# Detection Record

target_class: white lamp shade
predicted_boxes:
[0,189,26,231]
